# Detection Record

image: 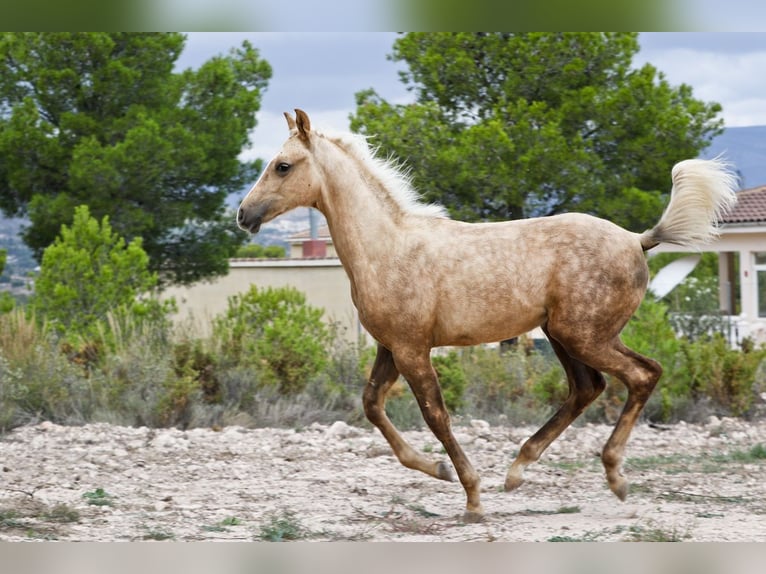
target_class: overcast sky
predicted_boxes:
[175,32,766,164]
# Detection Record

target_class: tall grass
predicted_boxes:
[1,297,765,433]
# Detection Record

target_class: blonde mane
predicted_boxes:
[325,130,449,219]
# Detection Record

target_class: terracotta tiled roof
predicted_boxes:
[288,225,331,241]
[722,185,766,224]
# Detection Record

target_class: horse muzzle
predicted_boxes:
[237,206,263,234]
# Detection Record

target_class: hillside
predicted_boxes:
[0,217,36,300]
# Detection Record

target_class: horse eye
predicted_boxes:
[275,162,291,174]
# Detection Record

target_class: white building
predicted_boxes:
[652,184,766,344]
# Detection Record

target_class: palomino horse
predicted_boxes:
[238,109,737,522]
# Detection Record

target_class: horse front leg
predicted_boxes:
[393,347,484,523]
[363,344,456,481]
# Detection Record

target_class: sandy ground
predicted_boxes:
[1,417,765,542]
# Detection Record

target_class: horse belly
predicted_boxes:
[433,298,546,347]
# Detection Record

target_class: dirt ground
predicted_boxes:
[1,417,765,542]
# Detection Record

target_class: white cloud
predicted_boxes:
[636,41,766,127]
[239,108,354,164]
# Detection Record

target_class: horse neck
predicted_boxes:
[315,144,406,272]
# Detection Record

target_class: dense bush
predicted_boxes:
[30,205,164,342]
[620,296,766,422]
[213,285,330,396]
[1,283,765,433]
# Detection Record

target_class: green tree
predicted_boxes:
[0,32,272,285]
[214,286,329,396]
[31,204,158,337]
[350,33,722,230]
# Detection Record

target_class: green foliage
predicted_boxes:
[675,335,766,417]
[30,205,161,341]
[461,344,565,424]
[234,243,286,258]
[0,32,272,285]
[2,277,763,431]
[82,488,115,507]
[621,296,681,370]
[647,252,729,340]
[431,351,467,413]
[214,286,330,396]
[351,33,721,230]
[257,510,306,541]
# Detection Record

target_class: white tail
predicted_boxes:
[640,157,738,250]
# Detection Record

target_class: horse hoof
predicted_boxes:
[435,460,456,482]
[608,477,629,501]
[462,509,485,523]
[504,474,524,492]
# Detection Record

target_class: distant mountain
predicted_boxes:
[705,125,766,190]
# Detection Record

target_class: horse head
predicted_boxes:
[237,109,321,234]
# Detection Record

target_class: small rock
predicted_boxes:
[470,419,491,434]
[326,421,358,439]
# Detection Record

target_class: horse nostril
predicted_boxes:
[237,208,245,224]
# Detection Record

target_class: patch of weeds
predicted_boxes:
[711,444,766,464]
[220,516,243,526]
[548,535,582,542]
[629,446,766,477]
[0,509,26,529]
[82,488,115,507]
[750,443,766,459]
[659,491,747,504]
[546,460,588,472]
[257,510,306,541]
[406,504,441,518]
[627,482,654,496]
[45,504,80,523]
[26,529,58,541]
[624,524,687,542]
[625,454,690,475]
[143,527,175,541]
[547,529,599,542]
[202,516,243,532]
[522,505,581,516]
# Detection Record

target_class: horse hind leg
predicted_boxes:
[583,341,662,500]
[363,345,456,482]
[505,327,606,492]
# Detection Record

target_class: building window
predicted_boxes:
[756,253,766,318]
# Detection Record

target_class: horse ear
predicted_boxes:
[284,112,296,131]
[295,109,311,142]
